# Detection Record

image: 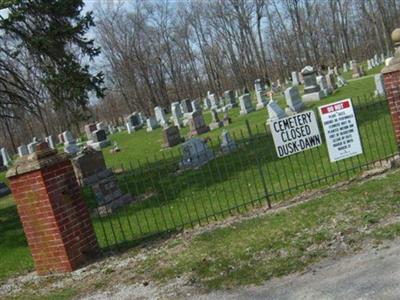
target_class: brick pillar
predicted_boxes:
[382,28,400,150]
[6,143,99,275]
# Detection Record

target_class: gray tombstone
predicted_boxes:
[0,148,11,167]
[87,129,111,150]
[367,59,373,70]
[255,89,268,110]
[209,109,223,131]
[171,102,183,119]
[138,112,147,125]
[146,116,159,132]
[337,75,348,87]
[191,99,201,112]
[267,99,287,124]
[208,92,220,110]
[96,121,109,134]
[62,131,79,154]
[374,74,386,96]
[254,78,264,92]
[352,61,363,78]
[343,62,348,72]
[301,66,323,102]
[154,106,168,127]
[239,94,255,115]
[179,138,214,169]
[224,90,237,108]
[127,112,143,131]
[220,130,236,154]
[181,99,193,114]
[284,86,305,113]
[317,75,331,97]
[18,144,29,157]
[291,71,299,86]
[28,142,38,154]
[203,97,212,110]
[45,135,55,149]
[325,73,337,91]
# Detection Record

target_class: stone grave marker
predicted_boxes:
[181,99,193,114]
[45,135,55,149]
[223,111,232,126]
[325,72,337,91]
[146,116,159,132]
[18,145,29,157]
[191,99,201,112]
[352,61,363,78]
[254,79,268,110]
[220,130,236,154]
[127,112,144,132]
[224,90,237,108]
[343,62,348,72]
[203,97,212,110]
[179,138,214,169]
[28,142,38,154]
[284,86,305,113]
[208,92,220,110]
[87,129,111,150]
[209,109,223,131]
[301,66,323,102]
[317,75,332,97]
[71,147,133,217]
[374,73,386,96]
[162,126,183,148]
[1,148,11,167]
[291,71,299,86]
[154,106,168,127]
[171,102,183,119]
[188,111,210,136]
[239,93,255,115]
[84,123,97,140]
[267,98,287,124]
[62,131,80,155]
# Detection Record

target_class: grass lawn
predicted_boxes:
[133,168,400,290]
[0,62,391,282]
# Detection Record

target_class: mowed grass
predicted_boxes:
[0,63,391,280]
[91,66,396,249]
[133,168,400,290]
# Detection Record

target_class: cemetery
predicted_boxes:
[1,1,400,297]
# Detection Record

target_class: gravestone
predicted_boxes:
[28,142,38,154]
[58,133,64,144]
[367,59,373,70]
[188,111,210,136]
[146,116,159,132]
[255,78,268,110]
[374,73,386,96]
[179,138,214,169]
[62,131,80,155]
[162,126,183,148]
[352,61,363,78]
[0,154,4,171]
[96,122,108,134]
[45,135,55,149]
[84,123,97,140]
[267,99,287,124]
[239,94,255,115]
[316,75,331,97]
[87,129,111,150]
[171,102,183,119]
[203,97,212,110]
[154,106,168,127]
[223,111,232,126]
[224,90,237,108]
[284,86,305,113]
[71,147,133,217]
[138,112,147,125]
[0,181,11,197]
[343,62,348,72]
[334,66,339,76]
[191,99,201,112]
[1,148,11,167]
[181,99,193,114]
[220,130,236,154]
[301,66,323,102]
[209,109,223,131]
[381,53,385,63]
[127,112,143,131]
[291,71,300,86]
[337,75,348,86]
[325,73,337,90]
[18,145,29,157]
[208,92,220,110]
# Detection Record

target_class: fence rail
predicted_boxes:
[83,94,399,250]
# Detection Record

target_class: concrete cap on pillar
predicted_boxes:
[382,28,400,74]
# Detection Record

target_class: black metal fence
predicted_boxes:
[83,94,398,250]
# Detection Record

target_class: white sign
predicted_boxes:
[319,99,363,162]
[270,111,322,158]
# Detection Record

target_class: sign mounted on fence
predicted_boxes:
[319,99,363,162]
[270,111,322,158]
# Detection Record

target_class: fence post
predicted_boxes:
[6,142,99,275]
[382,28,400,151]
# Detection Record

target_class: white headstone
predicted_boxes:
[374,74,386,96]
[154,106,168,127]
[27,142,38,154]
[343,63,348,73]
[146,116,159,132]
[1,148,11,167]
[291,71,299,86]
[220,130,236,154]
[171,102,183,119]
[62,131,79,154]
[316,75,331,97]
[267,99,287,124]
[301,66,323,102]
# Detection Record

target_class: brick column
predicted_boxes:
[6,143,99,275]
[382,28,400,150]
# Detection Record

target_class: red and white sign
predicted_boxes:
[319,99,363,162]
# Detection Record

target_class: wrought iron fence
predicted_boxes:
[83,94,398,250]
